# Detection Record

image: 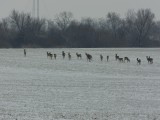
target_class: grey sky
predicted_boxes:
[0,0,160,20]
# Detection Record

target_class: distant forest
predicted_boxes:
[0,9,160,48]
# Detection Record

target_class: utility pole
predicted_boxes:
[33,0,36,17]
[32,0,40,18]
[37,0,39,18]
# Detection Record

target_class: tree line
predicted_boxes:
[0,9,160,48]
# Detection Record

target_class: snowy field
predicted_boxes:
[0,48,160,120]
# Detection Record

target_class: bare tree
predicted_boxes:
[10,10,29,32]
[107,12,122,42]
[9,10,46,47]
[0,9,159,48]
[80,17,97,47]
[135,9,155,47]
[55,11,73,31]
[125,10,137,46]
[54,11,74,47]
[0,18,12,47]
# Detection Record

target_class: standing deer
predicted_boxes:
[118,57,124,63]
[137,58,141,65]
[54,54,57,59]
[47,52,53,59]
[100,55,103,61]
[24,49,26,57]
[68,52,71,60]
[76,53,82,59]
[85,53,92,62]
[62,51,65,59]
[107,56,109,62]
[115,54,119,61]
[146,56,153,64]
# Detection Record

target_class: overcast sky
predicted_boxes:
[0,0,160,20]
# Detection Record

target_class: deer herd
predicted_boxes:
[45,51,154,65]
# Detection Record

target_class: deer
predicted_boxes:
[100,54,103,61]
[54,54,57,59]
[85,53,92,62]
[137,58,141,65]
[124,57,130,62]
[24,49,26,57]
[47,52,53,59]
[115,54,119,61]
[62,51,65,59]
[107,56,109,62]
[146,56,153,64]
[68,52,71,60]
[76,53,82,59]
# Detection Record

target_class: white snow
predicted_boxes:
[0,48,160,120]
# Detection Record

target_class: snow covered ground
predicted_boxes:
[0,48,160,120]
